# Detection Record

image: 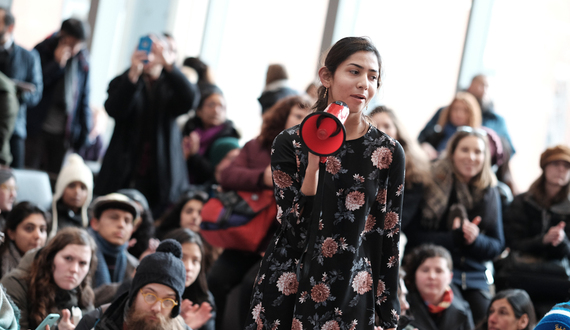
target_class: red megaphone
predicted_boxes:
[299,101,349,157]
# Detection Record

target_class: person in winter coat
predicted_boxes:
[26,18,91,175]
[94,34,199,217]
[405,127,504,325]
[49,153,93,238]
[403,244,475,330]
[0,7,43,168]
[1,227,97,330]
[182,84,240,186]
[501,144,570,317]
[75,240,191,330]
[0,201,48,278]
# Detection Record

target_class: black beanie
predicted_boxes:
[128,239,186,317]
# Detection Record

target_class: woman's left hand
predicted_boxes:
[180,299,213,329]
[57,309,76,330]
[462,216,481,245]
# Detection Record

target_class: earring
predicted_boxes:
[324,88,328,99]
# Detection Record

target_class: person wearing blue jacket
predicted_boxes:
[26,18,91,175]
[0,7,43,168]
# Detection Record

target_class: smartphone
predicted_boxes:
[137,35,152,63]
[35,313,60,330]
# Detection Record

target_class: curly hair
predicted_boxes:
[26,227,97,328]
[258,95,312,150]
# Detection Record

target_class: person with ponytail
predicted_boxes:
[244,36,404,330]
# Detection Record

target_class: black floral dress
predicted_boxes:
[244,124,405,330]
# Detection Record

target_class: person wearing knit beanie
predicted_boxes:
[50,153,93,238]
[74,239,191,330]
[535,300,570,330]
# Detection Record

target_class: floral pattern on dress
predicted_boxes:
[245,125,405,330]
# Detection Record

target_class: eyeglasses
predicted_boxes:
[456,126,487,137]
[139,289,178,309]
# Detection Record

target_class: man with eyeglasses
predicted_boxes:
[76,239,191,330]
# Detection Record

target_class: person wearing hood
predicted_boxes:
[49,153,93,238]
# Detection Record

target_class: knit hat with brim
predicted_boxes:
[535,301,570,330]
[540,145,570,169]
[128,239,186,317]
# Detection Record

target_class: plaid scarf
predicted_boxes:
[426,286,454,314]
[422,160,483,229]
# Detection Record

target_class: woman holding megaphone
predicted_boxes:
[244,37,405,330]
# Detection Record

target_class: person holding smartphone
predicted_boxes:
[94,33,200,218]
[1,227,97,330]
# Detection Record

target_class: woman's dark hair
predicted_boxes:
[182,57,214,85]
[27,227,97,328]
[403,244,453,292]
[163,228,212,306]
[0,202,50,273]
[313,36,382,112]
[477,289,536,330]
[4,201,50,235]
[258,95,312,150]
[155,190,209,240]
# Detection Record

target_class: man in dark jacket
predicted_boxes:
[0,7,43,168]
[75,240,191,330]
[26,18,91,175]
[95,34,199,217]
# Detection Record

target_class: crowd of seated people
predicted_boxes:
[0,7,568,330]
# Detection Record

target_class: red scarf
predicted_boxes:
[426,286,454,314]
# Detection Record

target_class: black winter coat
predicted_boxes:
[95,67,199,211]
[504,192,570,259]
[407,285,474,330]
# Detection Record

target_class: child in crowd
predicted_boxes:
[50,153,93,237]
[0,201,49,278]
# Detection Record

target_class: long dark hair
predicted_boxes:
[163,228,212,306]
[27,227,97,328]
[258,95,312,150]
[155,191,209,240]
[477,289,536,330]
[313,36,382,113]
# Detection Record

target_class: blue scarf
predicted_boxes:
[88,228,128,288]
